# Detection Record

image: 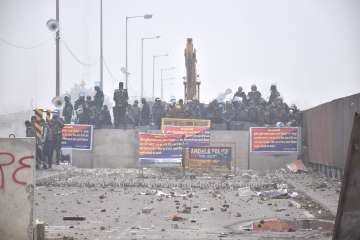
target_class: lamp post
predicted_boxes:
[125,14,152,89]
[100,0,103,90]
[46,1,60,97]
[152,54,168,100]
[56,0,60,96]
[141,36,160,100]
[160,67,175,100]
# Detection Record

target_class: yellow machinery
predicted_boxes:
[184,38,200,102]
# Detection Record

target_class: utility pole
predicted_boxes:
[99,0,103,90]
[160,67,175,100]
[125,14,153,89]
[55,0,60,96]
[152,54,168,100]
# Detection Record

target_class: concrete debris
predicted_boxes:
[180,206,191,214]
[35,167,338,239]
[63,216,86,221]
[170,214,186,221]
[287,160,308,173]
[289,199,302,209]
[257,188,288,199]
[237,186,255,197]
[171,223,179,229]
[141,207,153,214]
[289,192,299,198]
[316,182,328,189]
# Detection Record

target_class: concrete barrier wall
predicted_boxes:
[0,138,35,240]
[302,93,360,169]
[72,129,297,171]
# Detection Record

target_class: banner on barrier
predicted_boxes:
[139,132,184,167]
[161,118,211,129]
[250,127,299,152]
[163,125,210,147]
[186,146,232,169]
[61,124,93,150]
[161,118,211,147]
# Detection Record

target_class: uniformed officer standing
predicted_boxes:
[113,82,129,129]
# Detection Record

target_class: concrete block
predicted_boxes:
[0,138,35,240]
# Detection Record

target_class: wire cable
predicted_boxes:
[103,58,119,82]
[0,36,50,50]
[61,38,98,66]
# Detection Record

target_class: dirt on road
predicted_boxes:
[35,167,339,240]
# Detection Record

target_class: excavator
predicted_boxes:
[184,38,200,102]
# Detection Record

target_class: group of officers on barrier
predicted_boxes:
[59,82,301,130]
[24,81,300,169]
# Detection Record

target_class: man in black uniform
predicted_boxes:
[140,98,150,126]
[233,86,247,104]
[74,95,86,124]
[62,96,73,124]
[152,98,165,129]
[98,105,112,128]
[52,115,64,165]
[268,84,280,104]
[129,100,141,127]
[247,84,262,106]
[113,82,129,129]
[94,86,104,113]
[43,119,55,169]
[25,120,35,137]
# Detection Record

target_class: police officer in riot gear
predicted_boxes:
[113,82,129,129]
[140,98,150,126]
[269,84,280,104]
[233,86,247,104]
[62,96,73,124]
[94,86,104,113]
[152,98,165,129]
[247,84,262,105]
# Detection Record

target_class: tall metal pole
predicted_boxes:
[100,0,103,90]
[55,0,60,96]
[152,55,155,100]
[125,17,128,89]
[141,38,144,100]
[160,69,163,100]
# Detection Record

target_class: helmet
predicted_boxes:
[276,122,285,127]
[232,96,241,102]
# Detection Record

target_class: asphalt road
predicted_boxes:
[35,167,338,240]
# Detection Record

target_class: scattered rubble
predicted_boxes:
[36,167,338,239]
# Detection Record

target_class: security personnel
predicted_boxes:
[140,98,150,126]
[62,96,73,124]
[113,82,129,128]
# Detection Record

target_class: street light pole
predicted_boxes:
[125,14,153,90]
[100,0,103,90]
[160,67,175,100]
[55,0,60,96]
[141,36,160,100]
[125,16,128,88]
[160,68,163,100]
[152,54,168,100]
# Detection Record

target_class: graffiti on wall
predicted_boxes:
[0,152,33,189]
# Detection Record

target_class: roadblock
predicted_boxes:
[0,138,35,240]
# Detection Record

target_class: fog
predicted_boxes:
[0,0,359,115]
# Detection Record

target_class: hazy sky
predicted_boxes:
[0,0,359,114]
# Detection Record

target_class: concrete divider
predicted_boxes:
[72,129,298,171]
[0,138,35,240]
